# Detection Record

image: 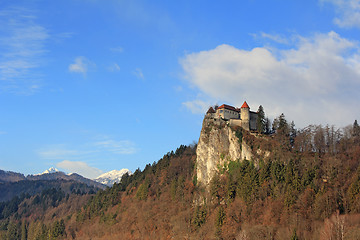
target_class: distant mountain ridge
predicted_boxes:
[32,167,131,187]
[95,169,131,186]
[0,168,107,202]
[0,179,98,202]
[27,171,106,189]
[0,167,135,201]
[1,167,130,188]
[34,167,60,175]
[0,169,25,183]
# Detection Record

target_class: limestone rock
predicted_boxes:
[196,116,253,188]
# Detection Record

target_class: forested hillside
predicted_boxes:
[0,170,26,183]
[0,180,99,202]
[0,184,96,239]
[1,118,360,239]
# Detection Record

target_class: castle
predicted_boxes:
[206,101,258,131]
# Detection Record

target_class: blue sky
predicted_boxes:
[1,0,360,178]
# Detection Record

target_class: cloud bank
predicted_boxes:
[181,31,360,128]
[56,160,103,179]
[108,63,120,72]
[69,56,95,76]
[133,68,144,80]
[322,0,360,28]
[37,145,91,160]
[0,7,49,94]
[38,138,137,160]
[95,139,137,155]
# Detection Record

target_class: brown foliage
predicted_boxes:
[5,122,360,239]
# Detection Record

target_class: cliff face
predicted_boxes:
[196,116,253,188]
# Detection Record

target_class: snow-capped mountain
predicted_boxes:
[29,168,106,189]
[35,167,60,175]
[95,169,131,186]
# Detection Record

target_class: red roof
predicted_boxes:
[207,107,216,114]
[241,101,250,109]
[218,104,237,111]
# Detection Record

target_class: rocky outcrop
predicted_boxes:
[196,116,253,188]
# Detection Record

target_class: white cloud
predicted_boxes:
[56,160,103,179]
[108,63,121,72]
[251,32,289,44]
[95,140,137,155]
[133,68,144,80]
[68,56,95,76]
[174,85,183,92]
[110,47,124,53]
[180,31,360,128]
[38,138,137,161]
[37,145,89,160]
[55,32,74,39]
[261,32,288,44]
[0,7,48,94]
[321,0,360,28]
[182,99,211,114]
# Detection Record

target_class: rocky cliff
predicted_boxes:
[196,115,253,188]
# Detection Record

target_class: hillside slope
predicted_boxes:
[0,169,105,202]
[1,118,360,239]
[70,120,360,239]
[0,170,25,183]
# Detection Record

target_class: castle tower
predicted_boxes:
[240,101,250,131]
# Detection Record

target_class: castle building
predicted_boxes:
[206,101,258,131]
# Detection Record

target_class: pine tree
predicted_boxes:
[273,113,290,147]
[291,229,299,240]
[272,117,279,133]
[264,117,271,134]
[136,179,149,201]
[6,221,19,240]
[353,120,360,137]
[256,105,266,134]
[278,113,288,131]
[192,206,207,229]
[215,206,226,238]
[170,178,177,200]
[20,220,27,240]
[290,121,296,147]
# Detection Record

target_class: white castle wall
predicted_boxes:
[218,108,239,120]
[210,103,258,131]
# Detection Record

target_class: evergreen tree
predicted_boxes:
[192,206,207,229]
[256,105,266,133]
[136,179,149,201]
[290,121,296,147]
[273,113,290,146]
[6,221,19,240]
[170,179,177,201]
[272,117,279,133]
[290,229,299,240]
[49,219,66,239]
[20,220,27,240]
[278,113,288,130]
[264,117,271,134]
[353,119,360,137]
[215,206,226,238]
